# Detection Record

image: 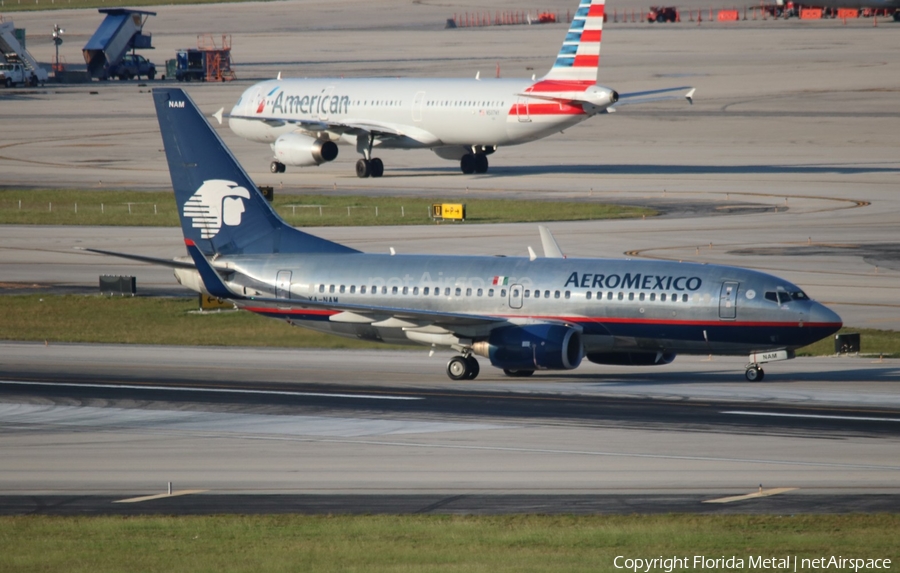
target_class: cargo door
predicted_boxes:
[718,281,738,320]
[276,270,292,299]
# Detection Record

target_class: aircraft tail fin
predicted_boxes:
[152,88,357,257]
[542,0,605,83]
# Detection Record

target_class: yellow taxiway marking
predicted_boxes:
[114,490,208,504]
[703,488,798,504]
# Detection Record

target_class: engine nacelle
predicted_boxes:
[473,324,584,371]
[273,133,338,167]
[586,352,676,366]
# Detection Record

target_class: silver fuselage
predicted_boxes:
[188,252,841,355]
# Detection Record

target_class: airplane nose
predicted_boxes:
[810,302,842,330]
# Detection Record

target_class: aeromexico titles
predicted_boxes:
[89,88,842,383]
[225,0,695,178]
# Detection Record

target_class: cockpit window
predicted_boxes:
[765,290,807,304]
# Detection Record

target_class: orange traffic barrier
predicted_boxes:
[717,9,740,20]
[837,8,859,18]
[800,7,823,19]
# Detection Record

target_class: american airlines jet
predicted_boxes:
[91,88,842,383]
[226,0,694,177]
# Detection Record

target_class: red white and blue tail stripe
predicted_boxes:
[543,0,604,83]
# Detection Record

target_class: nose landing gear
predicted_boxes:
[745,365,765,382]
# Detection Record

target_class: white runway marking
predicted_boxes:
[0,380,422,401]
[722,410,900,423]
[115,490,208,503]
[703,487,798,504]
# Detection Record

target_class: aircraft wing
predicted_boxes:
[613,86,695,107]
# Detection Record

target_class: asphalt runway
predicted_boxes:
[1,343,898,515]
[2,1,900,514]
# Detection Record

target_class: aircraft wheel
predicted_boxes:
[503,369,534,377]
[745,366,764,382]
[370,157,384,178]
[460,153,475,174]
[464,355,480,380]
[356,158,371,178]
[447,356,470,381]
[270,161,285,174]
[474,153,489,174]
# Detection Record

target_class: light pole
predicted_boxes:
[52,24,64,74]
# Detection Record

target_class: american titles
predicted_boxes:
[268,90,351,116]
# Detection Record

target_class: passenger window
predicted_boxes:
[564,291,570,299]
[682,294,689,302]
[477,288,484,296]
[501,289,507,297]
[392,286,398,295]
[444,288,450,296]
[350,285,356,294]
[545,290,551,298]
[618,292,624,301]
[586,291,592,300]
[319,285,325,293]
[339,285,346,293]
[639,293,645,301]
[628,292,634,301]
[413,286,419,295]
[512,288,520,297]
[455,287,461,296]
[361,286,367,294]
[423,287,429,295]
[329,285,335,294]
[650,293,656,301]
[402,286,408,295]
[607,292,613,301]
[524,289,530,298]
[533,290,539,299]
[466,288,472,296]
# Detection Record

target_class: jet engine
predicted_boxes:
[586,352,676,366]
[472,324,584,371]
[273,133,338,167]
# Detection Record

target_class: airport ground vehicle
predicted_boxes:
[647,7,678,22]
[0,62,33,86]
[108,53,156,80]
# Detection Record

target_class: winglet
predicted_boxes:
[538,225,565,258]
[212,107,224,125]
[184,239,240,300]
[685,88,696,105]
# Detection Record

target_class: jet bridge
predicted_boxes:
[82,8,155,80]
[0,21,49,82]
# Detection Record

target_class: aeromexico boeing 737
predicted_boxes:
[226,0,694,178]
[92,88,842,382]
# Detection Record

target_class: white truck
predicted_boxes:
[0,62,38,87]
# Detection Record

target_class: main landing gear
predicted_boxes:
[355,132,384,178]
[460,153,489,175]
[270,161,286,173]
[355,157,384,178]
[446,354,480,381]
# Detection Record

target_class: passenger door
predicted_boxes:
[509,284,524,309]
[276,270,292,299]
[718,281,739,320]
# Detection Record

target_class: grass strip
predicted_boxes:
[0,189,653,227]
[0,294,390,349]
[0,514,897,573]
[1,294,895,356]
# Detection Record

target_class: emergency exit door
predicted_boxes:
[718,281,739,320]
